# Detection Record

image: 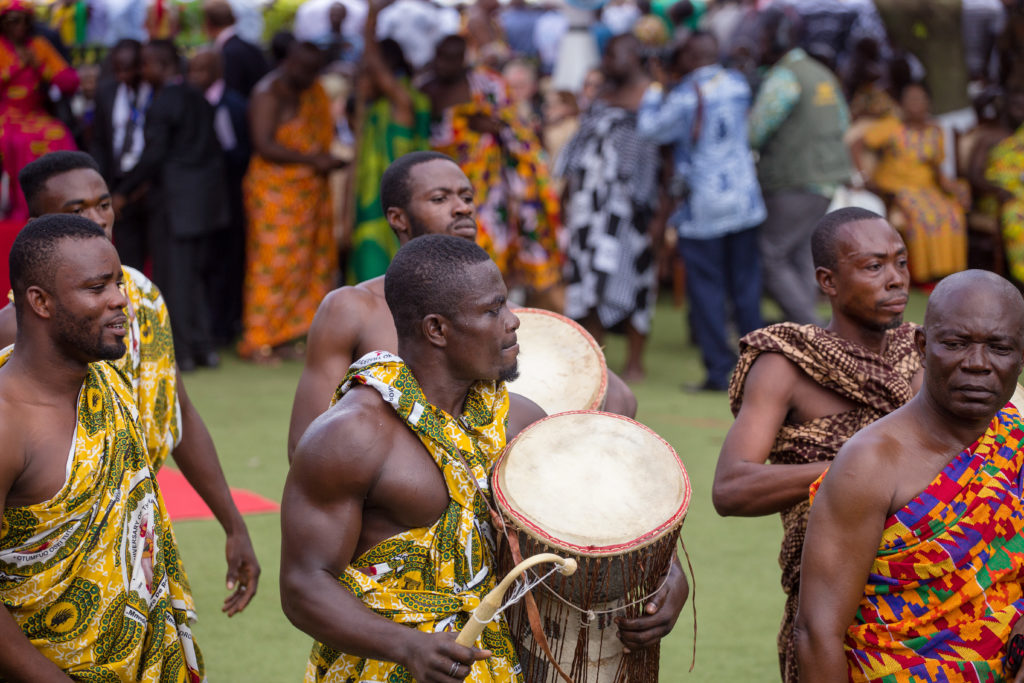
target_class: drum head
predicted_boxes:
[494,411,690,556]
[506,308,607,415]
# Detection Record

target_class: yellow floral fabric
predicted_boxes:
[118,266,180,472]
[985,123,1024,284]
[0,353,204,681]
[305,351,523,683]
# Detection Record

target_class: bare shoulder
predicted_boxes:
[0,386,27,491]
[819,411,906,505]
[508,392,546,439]
[291,385,396,490]
[306,281,386,361]
[739,352,804,405]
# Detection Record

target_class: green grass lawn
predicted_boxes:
[174,292,929,682]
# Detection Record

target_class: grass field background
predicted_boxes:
[172,292,929,681]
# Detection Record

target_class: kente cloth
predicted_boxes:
[862,116,969,283]
[117,266,181,472]
[0,354,204,681]
[729,322,922,683]
[431,68,563,292]
[0,34,78,222]
[556,101,659,334]
[986,123,1024,284]
[349,82,431,283]
[239,81,338,357]
[808,403,1024,682]
[305,351,523,683]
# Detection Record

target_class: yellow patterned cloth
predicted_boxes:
[117,266,180,472]
[305,351,523,683]
[0,352,204,681]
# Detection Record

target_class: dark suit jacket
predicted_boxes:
[115,81,227,238]
[90,78,122,183]
[222,34,269,98]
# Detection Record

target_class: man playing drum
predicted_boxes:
[712,207,924,683]
[287,151,637,462]
[796,270,1024,681]
[280,236,688,682]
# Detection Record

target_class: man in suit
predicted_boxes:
[90,38,152,271]
[202,0,269,98]
[188,47,250,346]
[111,39,226,371]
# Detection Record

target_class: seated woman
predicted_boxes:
[852,82,968,283]
[985,90,1024,284]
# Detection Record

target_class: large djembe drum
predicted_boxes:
[493,411,690,682]
[506,308,607,415]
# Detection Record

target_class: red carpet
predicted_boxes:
[156,467,279,521]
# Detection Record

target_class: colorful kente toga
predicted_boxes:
[0,20,79,222]
[305,351,522,683]
[240,81,338,358]
[430,68,562,293]
[729,322,922,683]
[809,402,1024,681]
[0,353,204,681]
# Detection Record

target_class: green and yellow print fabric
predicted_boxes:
[118,266,181,472]
[0,353,204,681]
[305,351,523,683]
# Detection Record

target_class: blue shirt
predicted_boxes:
[637,64,766,240]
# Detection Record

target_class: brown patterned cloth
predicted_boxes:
[728,322,922,683]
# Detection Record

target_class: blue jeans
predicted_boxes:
[678,226,763,388]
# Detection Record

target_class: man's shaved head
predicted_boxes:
[925,270,1024,337]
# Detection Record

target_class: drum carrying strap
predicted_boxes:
[494,509,575,683]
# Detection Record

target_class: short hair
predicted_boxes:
[384,234,492,339]
[18,151,102,217]
[111,38,142,61]
[203,0,236,28]
[9,215,107,322]
[270,31,296,63]
[380,151,457,214]
[144,38,180,70]
[811,207,885,270]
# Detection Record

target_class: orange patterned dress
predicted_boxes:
[0,32,78,221]
[239,81,337,358]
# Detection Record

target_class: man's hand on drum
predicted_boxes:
[616,556,689,652]
[400,631,490,682]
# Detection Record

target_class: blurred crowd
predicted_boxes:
[2,0,1023,385]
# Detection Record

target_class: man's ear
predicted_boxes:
[914,325,927,357]
[387,207,411,242]
[816,266,837,298]
[25,285,54,321]
[422,313,449,348]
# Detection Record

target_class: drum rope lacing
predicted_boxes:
[533,566,674,625]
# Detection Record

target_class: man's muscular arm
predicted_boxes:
[794,437,892,682]
[712,353,829,516]
[280,397,489,681]
[288,289,366,461]
[0,424,73,682]
[0,305,15,348]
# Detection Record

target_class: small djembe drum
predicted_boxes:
[493,411,690,682]
[506,308,607,415]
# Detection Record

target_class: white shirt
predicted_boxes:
[112,81,152,174]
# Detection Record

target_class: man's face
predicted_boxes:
[504,65,535,105]
[139,47,166,87]
[329,2,346,32]
[0,10,31,44]
[188,52,217,92]
[36,169,115,240]
[445,260,520,383]
[601,37,639,82]
[111,47,140,87]
[401,160,478,241]
[434,41,466,83]
[49,238,128,363]
[827,219,910,332]
[921,287,1024,422]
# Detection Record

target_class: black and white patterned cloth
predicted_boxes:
[556,102,660,334]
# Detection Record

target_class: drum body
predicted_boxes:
[506,308,607,415]
[493,412,690,682]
